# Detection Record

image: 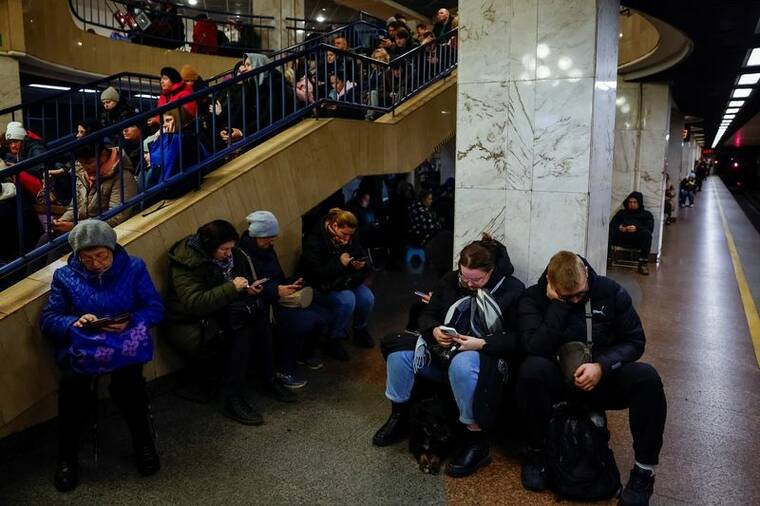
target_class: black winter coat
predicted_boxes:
[297,218,369,292]
[518,256,645,375]
[609,191,654,234]
[418,241,525,429]
[239,231,293,305]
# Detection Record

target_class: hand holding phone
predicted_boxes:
[81,312,130,329]
[253,277,269,287]
[439,325,459,337]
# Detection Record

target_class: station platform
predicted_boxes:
[1,176,759,504]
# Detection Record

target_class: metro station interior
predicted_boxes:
[1,1,759,504]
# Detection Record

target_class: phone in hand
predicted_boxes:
[82,313,130,329]
[252,277,269,287]
[414,290,428,298]
[352,256,369,263]
[439,325,458,337]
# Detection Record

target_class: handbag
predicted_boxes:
[278,286,313,309]
[68,321,154,375]
[557,300,593,384]
[225,251,264,329]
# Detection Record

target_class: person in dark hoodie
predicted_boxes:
[99,86,136,130]
[517,251,666,506]
[373,234,525,478]
[609,191,654,275]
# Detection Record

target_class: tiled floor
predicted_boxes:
[1,177,759,505]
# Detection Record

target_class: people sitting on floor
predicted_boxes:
[99,86,136,129]
[40,220,163,492]
[408,189,442,248]
[679,173,697,208]
[164,220,296,427]
[148,67,197,129]
[516,251,666,506]
[608,191,654,275]
[298,208,374,361]
[373,234,525,478]
[239,210,330,380]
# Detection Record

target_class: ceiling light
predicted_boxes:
[134,93,159,99]
[729,100,745,107]
[726,108,740,114]
[724,113,736,118]
[29,83,71,91]
[746,47,760,66]
[316,15,326,22]
[732,88,752,98]
[78,88,97,93]
[188,0,198,5]
[738,73,760,85]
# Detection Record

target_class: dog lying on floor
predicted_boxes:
[408,397,453,474]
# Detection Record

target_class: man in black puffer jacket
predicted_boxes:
[609,191,654,275]
[517,251,666,506]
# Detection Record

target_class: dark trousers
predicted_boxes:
[225,313,275,395]
[273,304,329,373]
[610,229,652,261]
[406,301,426,332]
[516,356,666,465]
[57,364,150,460]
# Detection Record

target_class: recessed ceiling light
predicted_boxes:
[316,15,326,22]
[746,47,760,66]
[726,108,740,114]
[724,114,736,119]
[738,73,760,85]
[29,83,71,91]
[732,88,752,98]
[729,100,745,107]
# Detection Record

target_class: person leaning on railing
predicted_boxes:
[147,67,197,130]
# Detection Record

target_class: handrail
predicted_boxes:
[68,0,276,54]
[0,29,459,282]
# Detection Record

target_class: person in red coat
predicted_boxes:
[192,14,218,54]
[148,67,197,129]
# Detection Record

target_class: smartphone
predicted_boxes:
[439,325,458,337]
[352,256,369,262]
[83,313,130,329]
[414,290,428,298]
[252,277,269,287]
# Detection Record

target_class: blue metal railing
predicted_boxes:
[69,0,276,54]
[0,29,458,283]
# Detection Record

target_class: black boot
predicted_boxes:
[135,438,161,477]
[446,428,492,477]
[521,447,549,491]
[54,459,79,492]
[372,402,409,446]
[619,465,655,506]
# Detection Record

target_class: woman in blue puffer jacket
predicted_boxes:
[40,220,164,493]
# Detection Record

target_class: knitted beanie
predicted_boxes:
[247,211,279,237]
[160,66,183,84]
[180,64,200,82]
[100,86,120,103]
[5,121,27,141]
[68,220,117,253]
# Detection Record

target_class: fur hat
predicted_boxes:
[180,64,200,82]
[5,121,26,141]
[68,220,117,253]
[100,86,120,103]
[160,66,183,84]
[247,211,279,237]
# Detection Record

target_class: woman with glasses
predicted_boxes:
[372,233,525,477]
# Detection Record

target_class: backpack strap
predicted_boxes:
[584,300,593,348]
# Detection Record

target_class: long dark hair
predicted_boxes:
[197,220,239,256]
[458,233,500,271]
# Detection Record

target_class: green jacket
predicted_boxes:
[163,234,255,356]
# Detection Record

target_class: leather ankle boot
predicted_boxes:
[372,402,409,446]
[446,428,492,477]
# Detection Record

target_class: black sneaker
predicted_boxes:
[352,327,375,348]
[619,465,655,506]
[298,354,324,370]
[323,339,350,361]
[257,381,298,403]
[135,440,161,477]
[521,449,549,491]
[223,395,264,425]
[54,459,79,492]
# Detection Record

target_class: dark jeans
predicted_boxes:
[273,304,329,373]
[57,363,150,460]
[516,356,666,465]
[406,301,426,332]
[225,313,275,395]
[610,229,652,261]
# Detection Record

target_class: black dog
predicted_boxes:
[408,397,453,474]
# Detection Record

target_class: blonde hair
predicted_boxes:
[547,251,586,293]
[372,48,390,63]
[326,208,358,229]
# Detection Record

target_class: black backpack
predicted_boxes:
[545,401,621,501]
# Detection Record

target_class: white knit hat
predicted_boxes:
[5,121,26,141]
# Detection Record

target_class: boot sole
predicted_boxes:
[446,454,493,478]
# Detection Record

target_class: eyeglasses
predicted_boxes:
[79,250,111,266]
[458,270,491,287]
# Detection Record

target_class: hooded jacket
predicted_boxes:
[40,245,164,365]
[153,81,198,125]
[238,230,288,305]
[417,239,525,428]
[609,191,654,234]
[518,256,645,375]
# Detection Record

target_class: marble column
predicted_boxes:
[454,0,620,283]
[252,0,304,50]
[666,109,685,220]
[611,81,671,259]
[0,56,21,132]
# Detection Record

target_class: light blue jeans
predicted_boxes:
[385,349,480,424]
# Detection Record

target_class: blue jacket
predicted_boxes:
[40,246,164,364]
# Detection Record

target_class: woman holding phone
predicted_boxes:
[373,234,525,478]
[165,220,296,427]
[40,220,164,492]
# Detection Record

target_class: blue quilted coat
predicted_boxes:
[40,245,164,370]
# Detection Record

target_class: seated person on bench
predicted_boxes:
[516,251,666,506]
[609,191,654,275]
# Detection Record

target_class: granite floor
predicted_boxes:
[1,177,759,505]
